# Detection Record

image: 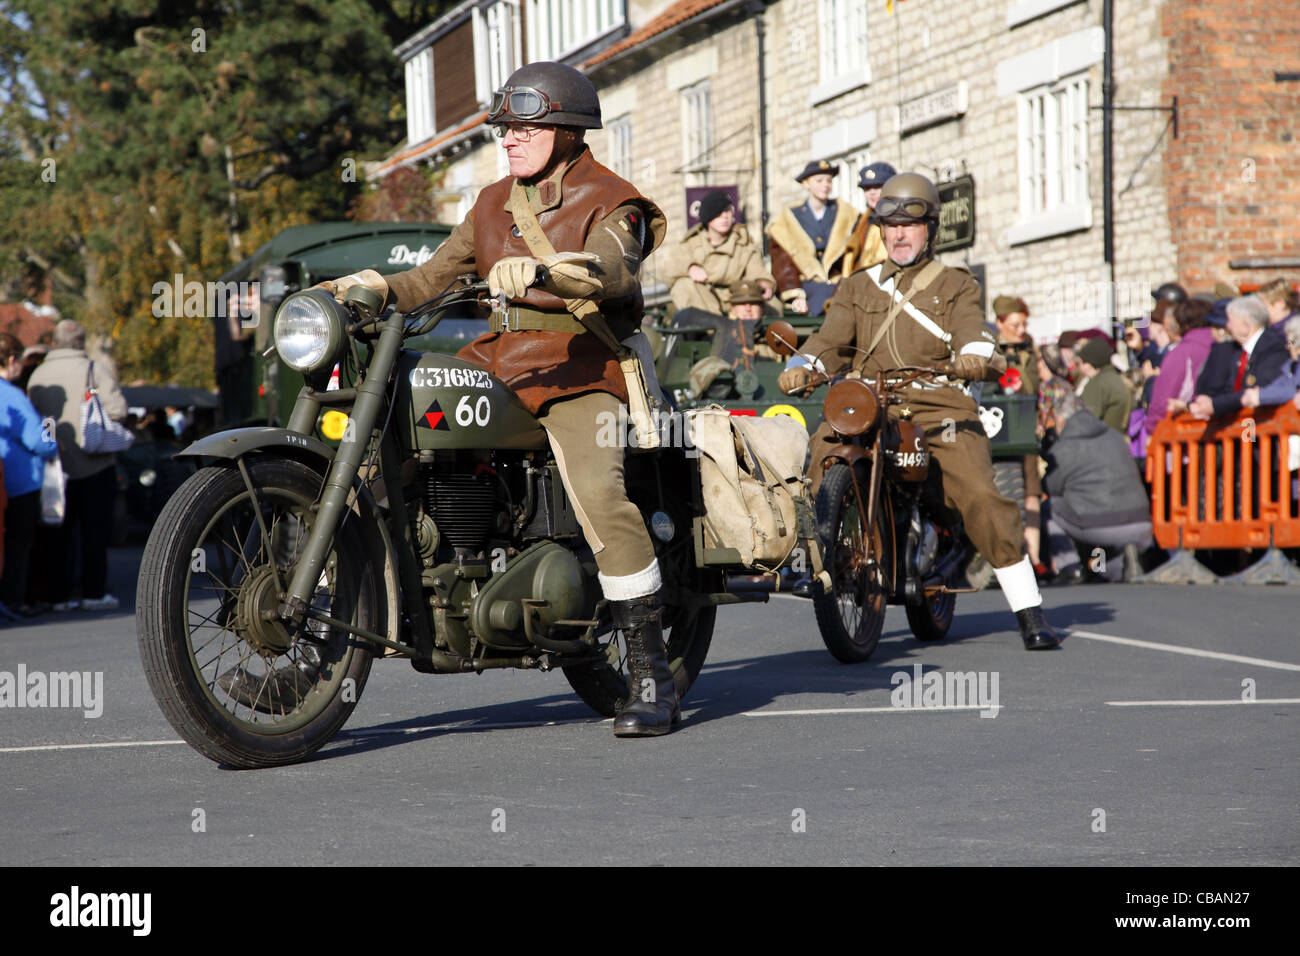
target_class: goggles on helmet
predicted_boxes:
[875,196,935,223]
[488,86,562,124]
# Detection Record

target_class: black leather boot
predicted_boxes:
[218,642,322,713]
[1016,605,1060,650]
[611,592,680,737]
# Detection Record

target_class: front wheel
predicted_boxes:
[137,459,377,769]
[813,463,892,663]
[905,589,955,642]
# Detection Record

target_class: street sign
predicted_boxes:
[936,175,975,253]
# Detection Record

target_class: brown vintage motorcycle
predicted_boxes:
[768,321,975,663]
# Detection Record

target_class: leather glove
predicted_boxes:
[952,353,991,381]
[320,269,388,304]
[779,366,813,395]
[487,256,542,299]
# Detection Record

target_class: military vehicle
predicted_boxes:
[214,221,481,438]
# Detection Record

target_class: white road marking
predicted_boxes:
[1069,629,1300,672]
[0,739,187,754]
[745,705,992,716]
[1106,698,1300,707]
[0,718,609,755]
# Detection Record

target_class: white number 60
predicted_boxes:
[457,394,492,427]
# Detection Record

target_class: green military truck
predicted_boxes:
[216,221,480,435]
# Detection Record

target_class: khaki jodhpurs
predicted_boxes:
[537,390,657,578]
[807,399,1025,569]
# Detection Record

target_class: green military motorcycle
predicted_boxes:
[136,279,784,769]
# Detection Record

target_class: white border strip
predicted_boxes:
[1069,630,1300,672]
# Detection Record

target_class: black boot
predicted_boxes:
[218,643,322,713]
[611,592,680,737]
[1016,605,1060,650]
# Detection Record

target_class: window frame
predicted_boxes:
[606,113,633,182]
[404,47,436,145]
[526,0,625,62]
[1009,73,1092,245]
[811,0,871,105]
[679,79,713,187]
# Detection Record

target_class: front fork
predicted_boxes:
[275,312,409,632]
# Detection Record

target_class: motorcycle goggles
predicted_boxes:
[488,86,561,124]
[875,196,936,224]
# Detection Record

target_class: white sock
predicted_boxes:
[598,559,662,601]
[993,555,1042,612]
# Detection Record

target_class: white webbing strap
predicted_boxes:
[864,263,953,346]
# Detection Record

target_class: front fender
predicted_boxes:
[176,426,334,468]
[821,442,872,478]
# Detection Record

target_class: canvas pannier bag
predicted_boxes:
[686,407,820,570]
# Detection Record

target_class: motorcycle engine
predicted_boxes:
[422,466,499,554]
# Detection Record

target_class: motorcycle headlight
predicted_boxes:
[824,379,881,438]
[273,289,346,374]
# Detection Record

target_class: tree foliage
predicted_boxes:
[0,0,451,386]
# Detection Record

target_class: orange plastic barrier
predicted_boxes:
[1145,403,1300,549]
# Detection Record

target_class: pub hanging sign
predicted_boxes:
[935,174,975,253]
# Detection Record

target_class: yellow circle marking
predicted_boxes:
[763,404,806,428]
[320,410,349,442]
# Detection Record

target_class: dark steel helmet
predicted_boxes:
[1151,282,1188,304]
[488,62,601,130]
[875,172,941,223]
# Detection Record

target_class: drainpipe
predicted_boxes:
[1102,0,1116,335]
[752,1,771,253]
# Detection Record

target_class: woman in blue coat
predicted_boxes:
[0,332,59,618]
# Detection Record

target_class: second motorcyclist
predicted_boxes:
[778,172,1060,651]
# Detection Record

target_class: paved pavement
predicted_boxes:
[2,545,1297,866]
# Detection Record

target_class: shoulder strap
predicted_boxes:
[508,181,623,354]
[863,261,952,352]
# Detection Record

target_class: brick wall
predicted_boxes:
[1163,0,1300,291]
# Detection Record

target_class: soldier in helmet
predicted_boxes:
[778,172,1059,651]
[766,160,857,316]
[842,161,895,276]
[324,63,683,736]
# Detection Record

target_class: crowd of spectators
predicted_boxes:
[995,277,1300,584]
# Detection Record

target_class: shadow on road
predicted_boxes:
[281,599,1116,766]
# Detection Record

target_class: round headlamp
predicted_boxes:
[824,379,881,437]
[273,289,346,374]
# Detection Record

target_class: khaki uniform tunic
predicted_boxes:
[800,257,1026,569]
[663,223,773,315]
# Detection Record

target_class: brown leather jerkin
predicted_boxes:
[508,180,664,449]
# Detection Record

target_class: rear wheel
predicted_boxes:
[813,463,892,663]
[562,601,715,718]
[563,475,715,717]
[137,459,376,769]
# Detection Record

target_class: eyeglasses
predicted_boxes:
[491,123,547,141]
[875,196,934,222]
[488,86,561,123]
